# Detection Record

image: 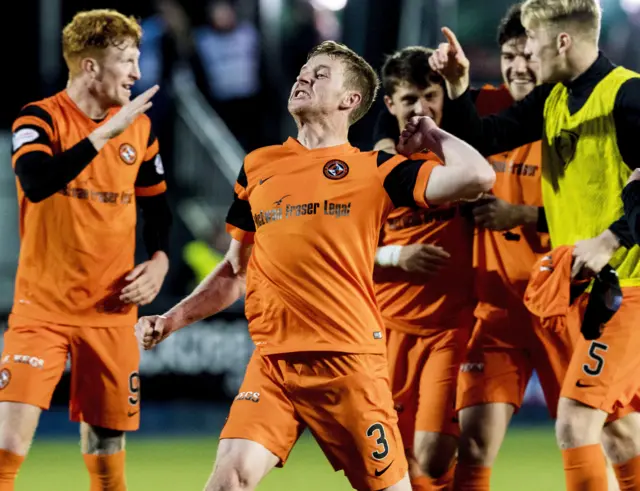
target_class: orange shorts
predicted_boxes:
[220,351,407,491]
[386,327,471,446]
[457,303,576,418]
[0,314,140,431]
[561,286,640,414]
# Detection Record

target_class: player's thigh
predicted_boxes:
[561,287,640,414]
[295,353,408,491]
[207,438,280,491]
[602,411,640,464]
[458,403,514,465]
[457,316,531,412]
[0,317,69,410]
[531,314,576,418]
[416,327,470,437]
[0,402,43,454]
[385,329,422,448]
[69,326,141,432]
[220,351,304,467]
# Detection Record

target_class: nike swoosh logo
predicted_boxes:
[274,194,291,206]
[576,381,595,388]
[127,410,139,417]
[374,461,394,477]
[259,176,273,185]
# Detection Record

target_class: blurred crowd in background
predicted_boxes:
[3,0,640,405]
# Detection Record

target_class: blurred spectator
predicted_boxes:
[136,0,201,183]
[193,0,263,151]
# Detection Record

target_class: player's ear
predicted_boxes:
[384,94,396,115]
[557,32,571,55]
[80,57,101,79]
[340,91,362,112]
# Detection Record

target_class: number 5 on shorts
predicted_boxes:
[366,422,389,460]
[583,341,608,376]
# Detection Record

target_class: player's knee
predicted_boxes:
[206,462,256,491]
[556,398,607,449]
[457,403,512,466]
[603,413,640,464]
[458,430,500,466]
[0,402,41,455]
[80,423,125,455]
[414,432,457,478]
[206,441,269,491]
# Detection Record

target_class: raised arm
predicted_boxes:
[429,27,549,156]
[397,116,496,204]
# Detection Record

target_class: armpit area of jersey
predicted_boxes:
[14,138,98,202]
[138,193,172,255]
[622,180,640,245]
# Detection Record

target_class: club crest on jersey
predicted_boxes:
[119,143,137,165]
[0,368,10,389]
[323,159,349,180]
[554,130,578,167]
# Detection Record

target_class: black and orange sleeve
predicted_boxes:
[225,163,255,244]
[135,128,167,197]
[135,127,172,256]
[12,104,98,203]
[376,151,439,209]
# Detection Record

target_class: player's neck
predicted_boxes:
[65,80,110,120]
[295,119,349,150]
[567,46,599,82]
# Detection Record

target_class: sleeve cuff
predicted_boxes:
[412,160,439,208]
[226,223,255,244]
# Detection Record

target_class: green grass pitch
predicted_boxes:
[17,426,563,490]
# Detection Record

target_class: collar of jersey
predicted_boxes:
[563,51,613,95]
[59,90,118,126]
[284,137,358,158]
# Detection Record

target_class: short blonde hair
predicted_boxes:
[521,0,601,41]
[307,41,380,125]
[62,9,142,75]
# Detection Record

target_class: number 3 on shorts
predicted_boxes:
[366,422,389,460]
[582,341,608,376]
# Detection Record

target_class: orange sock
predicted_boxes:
[613,454,640,490]
[430,461,456,491]
[453,464,491,491]
[411,475,431,491]
[563,444,608,491]
[83,451,126,491]
[0,449,25,491]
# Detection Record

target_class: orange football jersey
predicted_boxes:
[11,90,166,327]
[226,138,438,354]
[473,87,550,315]
[373,152,475,334]
[373,85,514,334]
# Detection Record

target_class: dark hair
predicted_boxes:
[497,3,526,46]
[381,46,443,97]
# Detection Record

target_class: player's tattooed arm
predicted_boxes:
[136,239,251,350]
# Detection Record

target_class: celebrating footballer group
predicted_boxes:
[3,1,640,490]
